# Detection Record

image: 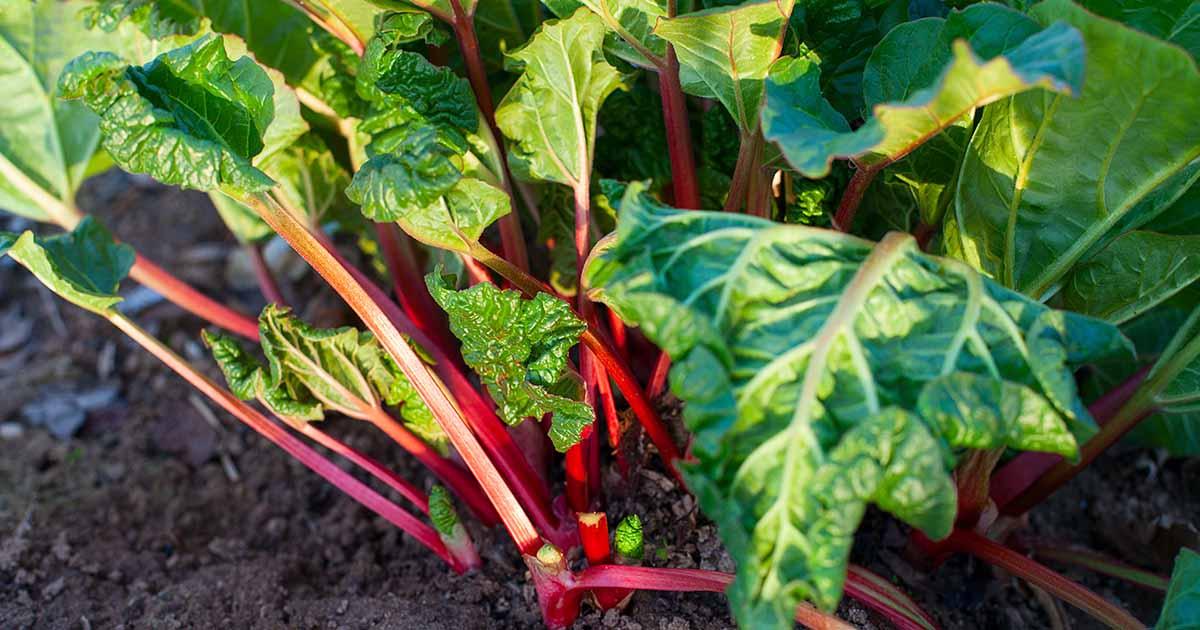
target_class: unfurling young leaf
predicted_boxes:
[0,217,134,315]
[763,3,1085,178]
[654,0,794,133]
[204,306,447,451]
[948,0,1200,300]
[58,35,291,196]
[583,184,1130,627]
[427,273,594,451]
[495,9,626,188]
[1158,547,1200,629]
[613,514,644,563]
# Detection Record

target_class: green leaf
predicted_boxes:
[763,4,1084,178]
[496,9,626,187]
[248,305,447,449]
[655,0,793,132]
[427,273,594,451]
[204,329,325,423]
[358,12,473,132]
[474,0,544,69]
[1077,0,1200,59]
[1158,547,1200,629]
[578,0,668,68]
[949,0,1200,298]
[346,128,510,253]
[0,0,151,221]
[58,35,285,195]
[2,217,134,315]
[1061,232,1200,324]
[583,184,1129,625]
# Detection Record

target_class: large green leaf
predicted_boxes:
[58,35,294,195]
[583,184,1129,626]
[949,0,1200,299]
[496,9,625,187]
[655,0,793,132]
[762,4,1084,178]
[427,273,593,451]
[1078,0,1200,59]
[1158,547,1200,628]
[1061,232,1200,324]
[0,0,154,221]
[1,217,134,315]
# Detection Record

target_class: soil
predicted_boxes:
[1,172,1196,629]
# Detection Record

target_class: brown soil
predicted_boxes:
[1,172,1196,629]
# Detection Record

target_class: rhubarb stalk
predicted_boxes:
[107,312,465,570]
[243,192,542,554]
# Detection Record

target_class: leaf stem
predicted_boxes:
[569,566,853,629]
[723,130,764,212]
[295,422,428,512]
[833,163,880,231]
[285,0,365,55]
[243,192,542,555]
[366,406,500,526]
[658,48,701,210]
[845,565,940,630]
[446,0,531,273]
[127,253,261,339]
[1031,544,1169,592]
[106,312,460,570]
[311,227,569,545]
[3,150,260,340]
[245,243,287,305]
[373,223,457,357]
[945,529,1143,629]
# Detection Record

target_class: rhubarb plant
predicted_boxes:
[6,0,1200,628]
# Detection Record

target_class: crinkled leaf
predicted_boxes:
[0,0,151,221]
[594,82,672,187]
[346,134,510,253]
[496,9,625,187]
[583,184,1129,625]
[763,4,1084,178]
[427,273,593,451]
[1,217,133,315]
[58,35,284,195]
[358,12,474,132]
[1159,548,1200,629]
[537,184,583,296]
[252,305,447,449]
[655,0,793,132]
[949,0,1200,298]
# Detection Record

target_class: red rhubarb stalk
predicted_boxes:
[129,254,260,339]
[445,0,530,273]
[367,407,499,526]
[108,313,464,570]
[991,365,1151,512]
[295,422,429,512]
[245,192,543,554]
[945,529,1142,629]
[832,163,880,231]
[245,243,287,306]
[373,223,458,356]
[311,228,571,546]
